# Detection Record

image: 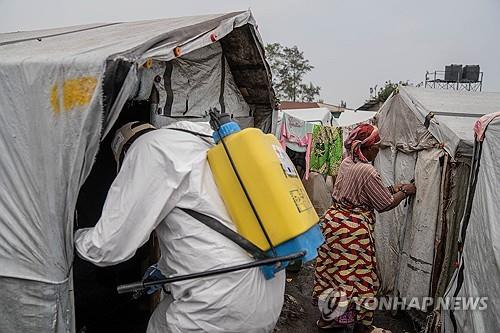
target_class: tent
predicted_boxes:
[336,109,376,127]
[440,112,500,333]
[374,86,500,314]
[0,10,274,332]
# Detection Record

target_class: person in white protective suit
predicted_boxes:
[74,120,285,333]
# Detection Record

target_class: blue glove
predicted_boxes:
[142,264,167,295]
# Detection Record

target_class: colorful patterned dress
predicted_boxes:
[313,156,393,327]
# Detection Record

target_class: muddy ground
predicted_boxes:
[275,262,421,333]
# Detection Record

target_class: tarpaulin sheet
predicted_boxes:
[149,42,250,125]
[442,117,500,332]
[336,110,375,127]
[433,159,470,299]
[397,148,443,298]
[374,147,402,294]
[374,147,443,298]
[377,91,438,153]
[394,87,500,158]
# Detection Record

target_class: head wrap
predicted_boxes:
[344,124,380,162]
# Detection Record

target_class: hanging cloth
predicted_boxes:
[279,113,314,179]
[310,125,343,177]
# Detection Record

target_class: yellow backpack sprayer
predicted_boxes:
[117,110,323,294]
[207,111,323,278]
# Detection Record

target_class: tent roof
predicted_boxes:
[402,86,500,142]
[336,110,375,127]
[383,86,500,157]
[0,12,248,62]
[281,108,375,128]
[0,11,275,131]
[282,107,332,125]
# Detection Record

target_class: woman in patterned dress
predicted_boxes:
[312,124,416,333]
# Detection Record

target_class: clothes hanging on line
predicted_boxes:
[309,125,343,177]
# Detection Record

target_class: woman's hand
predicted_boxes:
[401,183,416,195]
[393,183,403,192]
[382,183,417,212]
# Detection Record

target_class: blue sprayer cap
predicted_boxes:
[213,121,240,143]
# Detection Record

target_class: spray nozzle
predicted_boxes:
[208,108,240,143]
[208,108,231,131]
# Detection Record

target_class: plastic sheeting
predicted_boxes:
[392,87,500,158]
[149,42,250,127]
[433,159,470,299]
[336,110,375,127]
[274,108,331,137]
[375,148,443,297]
[0,55,105,284]
[375,145,447,298]
[398,149,443,298]
[161,42,249,118]
[283,108,333,125]
[442,117,500,332]
[377,91,438,153]
[0,277,72,333]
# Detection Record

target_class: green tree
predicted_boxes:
[265,43,321,102]
[369,80,411,104]
[299,82,321,102]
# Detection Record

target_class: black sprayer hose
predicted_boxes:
[117,251,305,294]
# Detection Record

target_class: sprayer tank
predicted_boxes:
[207,127,323,273]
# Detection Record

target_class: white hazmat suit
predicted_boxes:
[75,121,285,332]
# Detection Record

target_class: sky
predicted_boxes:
[1,0,499,108]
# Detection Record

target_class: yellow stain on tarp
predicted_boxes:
[51,76,97,114]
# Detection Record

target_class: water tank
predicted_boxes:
[445,64,462,82]
[462,65,480,82]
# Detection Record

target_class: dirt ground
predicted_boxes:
[275,262,420,333]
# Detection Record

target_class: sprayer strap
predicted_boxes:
[180,208,269,260]
[165,127,213,138]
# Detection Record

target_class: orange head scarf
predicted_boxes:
[344,124,380,162]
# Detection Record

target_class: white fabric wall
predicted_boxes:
[375,147,407,294]
[397,148,443,298]
[442,120,500,332]
[375,148,443,298]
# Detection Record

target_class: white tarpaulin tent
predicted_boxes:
[336,109,376,127]
[0,11,275,332]
[374,86,500,309]
[440,112,500,333]
[283,107,333,125]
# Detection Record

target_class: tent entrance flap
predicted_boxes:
[74,101,158,332]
